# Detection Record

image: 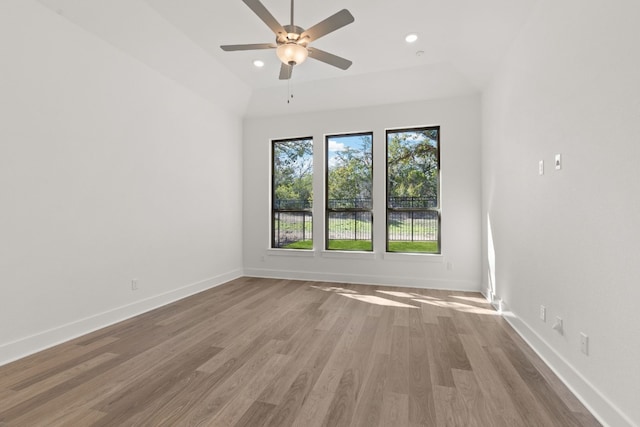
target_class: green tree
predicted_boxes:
[387,130,438,202]
[273,139,313,206]
[328,136,372,206]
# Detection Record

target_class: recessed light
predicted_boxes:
[253,59,265,68]
[405,33,418,43]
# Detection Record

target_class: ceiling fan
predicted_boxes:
[221,0,354,80]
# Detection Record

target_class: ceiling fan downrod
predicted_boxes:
[290,0,294,27]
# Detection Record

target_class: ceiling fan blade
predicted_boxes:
[242,0,286,36]
[279,63,293,80]
[220,43,277,51]
[308,48,352,70]
[300,9,354,42]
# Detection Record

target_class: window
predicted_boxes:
[386,127,440,253]
[326,133,373,251]
[272,137,313,249]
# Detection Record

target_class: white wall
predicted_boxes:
[482,1,640,425]
[0,1,245,364]
[244,95,482,290]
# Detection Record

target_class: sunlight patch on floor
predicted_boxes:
[339,293,418,308]
[412,299,499,315]
[310,285,358,294]
[309,284,496,314]
[376,290,419,299]
[450,295,490,304]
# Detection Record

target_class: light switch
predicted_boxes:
[539,160,544,175]
[555,154,562,170]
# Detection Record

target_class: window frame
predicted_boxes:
[271,136,314,250]
[385,126,441,254]
[324,132,374,252]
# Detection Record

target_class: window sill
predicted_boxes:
[320,250,377,260]
[382,252,444,263]
[266,248,316,257]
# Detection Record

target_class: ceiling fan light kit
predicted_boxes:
[277,42,308,66]
[221,0,354,80]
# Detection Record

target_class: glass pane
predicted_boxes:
[272,138,313,249]
[327,211,373,251]
[386,128,440,253]
[387,210,439,253]
[326,134,373,251]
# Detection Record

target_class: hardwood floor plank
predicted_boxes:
[120,370,220,425]
[369,308,394,356]
[179,340,281,425]
[434,385,469,427]
[0,278,601,427]
[424,322,455,388]
[380,392,409,427]
[407,309,437,426]
[91,343,224,426]
[290,301,370,427]
[207,354,292,426]
[458,333,527,427]
[451,368,494,427]
[439,316,472,371]
[387,324,410,394]
[6,313,230,425]
[320,313,383,427]
[234,400,278,427]
[350,353,389,427]
[485,346,559,427]
[0,352,118,413]
[258,314,348,407]
[321,368,356,427]
[0,336,119,389]
[48,409,107,427]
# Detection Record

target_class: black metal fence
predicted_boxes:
[327,198,372,210]
[387,196,437,209]
[272,197,439,248]
[387,210,439,241]
[272,211,313,248]
[327,211,372,241]
[274,199,312,210]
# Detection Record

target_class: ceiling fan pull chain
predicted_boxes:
[287,77,293,104]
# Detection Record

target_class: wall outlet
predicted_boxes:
[580,332,589,355]
[552,316,563,335]
[540,305,546,322]
[131,279,138,291]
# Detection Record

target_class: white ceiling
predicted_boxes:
[36,0,539,117]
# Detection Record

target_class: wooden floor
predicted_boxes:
[0,277,600,426]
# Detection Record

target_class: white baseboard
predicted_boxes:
[243,267,480,291]
[0,269,242,367]
[503,310,635,427]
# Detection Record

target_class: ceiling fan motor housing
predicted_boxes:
[277,25,307,45]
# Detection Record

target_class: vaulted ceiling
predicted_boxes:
[36,0,538,117]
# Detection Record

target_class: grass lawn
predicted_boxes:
[388,241,439,253]
[327,240,372,251]
[283,240,438,253]
[282,240,372,251]
[283,240,313,249]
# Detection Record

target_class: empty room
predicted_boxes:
[1,0,638,426]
